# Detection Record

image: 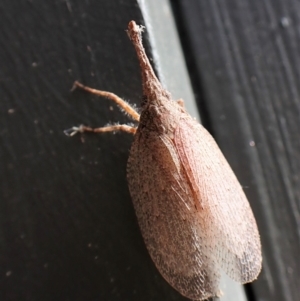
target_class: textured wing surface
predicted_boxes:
[174,117,262,283]
[127,130,220,300]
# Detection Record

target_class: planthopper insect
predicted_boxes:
[65,21,262,300]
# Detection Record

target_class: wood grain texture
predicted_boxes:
[171,0,300,301]
[0,1,189,300]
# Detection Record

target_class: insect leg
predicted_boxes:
[72,81,140,121]
[64,124,137,136]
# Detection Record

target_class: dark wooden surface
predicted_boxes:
[172,1,300,301]
[0,1,185,300]
[1,0,299,301]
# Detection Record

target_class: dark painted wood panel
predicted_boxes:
[0,1,188,300]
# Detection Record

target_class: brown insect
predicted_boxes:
[66,21,262,300]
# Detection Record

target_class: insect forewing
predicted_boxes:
[127,127,223,300]
[174,117,262,283]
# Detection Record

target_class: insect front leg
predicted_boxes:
[65,81,139,137]
[64,124,137,136]
[72,81,140,121]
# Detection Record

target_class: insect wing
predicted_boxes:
[127,130,220,300]
[174,118,262,283]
